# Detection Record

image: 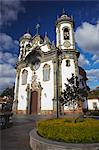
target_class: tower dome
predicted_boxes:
[56,10,73,26]
[55,9,75,50]
[19,32,32,42]
[23,32,31,39]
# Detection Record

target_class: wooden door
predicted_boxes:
[30,91,38,115]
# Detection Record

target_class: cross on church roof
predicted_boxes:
[62,8,65,14]
[27,27,30,33]
[35,23,40,35]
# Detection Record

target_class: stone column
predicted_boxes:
[74,52,79,76]
[38,82,43,114]
[52,50,62,116]
[52,59,57,112]
[58,56,63,115]
[13,68,20,113]
[58,56,62,96]
[26,84,31,114]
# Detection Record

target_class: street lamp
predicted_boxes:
[56,48,62,118]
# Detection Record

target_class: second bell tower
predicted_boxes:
[56,11,75,50]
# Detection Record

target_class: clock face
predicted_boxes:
[63,41,71,48]
[33,62,40,71]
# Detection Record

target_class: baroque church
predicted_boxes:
[13,11,88,115]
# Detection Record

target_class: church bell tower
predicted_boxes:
[56,10,75,50]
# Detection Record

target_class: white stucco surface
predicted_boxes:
[18,67,32,110]
[40,44,50,52]
[61,58,76,110]
[88,99,99,110]
[56,23,75,49]
[16,60,54,111]
[62,59,76,90]
[36,60,54,110]
[14,13,88,114]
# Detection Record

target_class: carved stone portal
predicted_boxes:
[29,71,42,114]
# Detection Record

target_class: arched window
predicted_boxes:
[43,64,50,81]
[64,28,70,40]
[22,69,28,85]
[66,60,70,67]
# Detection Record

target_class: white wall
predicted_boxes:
[62,58,76,110]
[88,99,99,110]
[36,60,54,110]
[62,59,76,90]
[18,67,32,110]
[56,23,75,49]
[17,60,54,111]
[41,44,50,52]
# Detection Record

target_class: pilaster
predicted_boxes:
[26,84,31,114]
[52,59,57,112]
[74,52,79,76]
[52,53,62,113]
[13,68,20,113]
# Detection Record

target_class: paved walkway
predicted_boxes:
[1,114,98,150]
[0,114,53,150]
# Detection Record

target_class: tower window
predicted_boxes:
[66,60,70,67]
[64,28,69,40]
[22,69,28,85]
[43,64,50,81]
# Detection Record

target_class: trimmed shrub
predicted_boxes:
[37,118,99,143]
[90,111,99,116]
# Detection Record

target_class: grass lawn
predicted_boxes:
[37,118,99,143]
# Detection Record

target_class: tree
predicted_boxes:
[88,88,99,99]
[0,86,14,103]
[60,74,89,112]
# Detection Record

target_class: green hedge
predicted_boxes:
[37,118,99,143]
[89,111,99,116]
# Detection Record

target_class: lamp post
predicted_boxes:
[56,48,62,118]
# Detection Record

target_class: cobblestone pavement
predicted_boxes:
[0,114,54,150]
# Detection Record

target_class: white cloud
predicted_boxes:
[75,21,99,54]
[0,33,18,52]
[0,0,25,27]
[92,54,99,61]
[78,54,90,66]
[92,54,99,64]
[94,59,99,64]
[0,77,15,92]
[0,51,17,65]
[0,32,18,92]
[0,63,16,92]
[0,51,17,92]
[0,63,16,78]
[86,69,99,82]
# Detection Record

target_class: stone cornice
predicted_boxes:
[56,20,73,27]
[16,48,80,69]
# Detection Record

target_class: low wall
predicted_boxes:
[30,129,99,150]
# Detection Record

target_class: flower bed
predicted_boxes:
[37,118,99,143]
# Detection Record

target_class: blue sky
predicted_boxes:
[0,0,99,92]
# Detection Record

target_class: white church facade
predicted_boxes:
[13,11,88,115]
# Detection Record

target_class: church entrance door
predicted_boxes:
[30,91,38,115]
